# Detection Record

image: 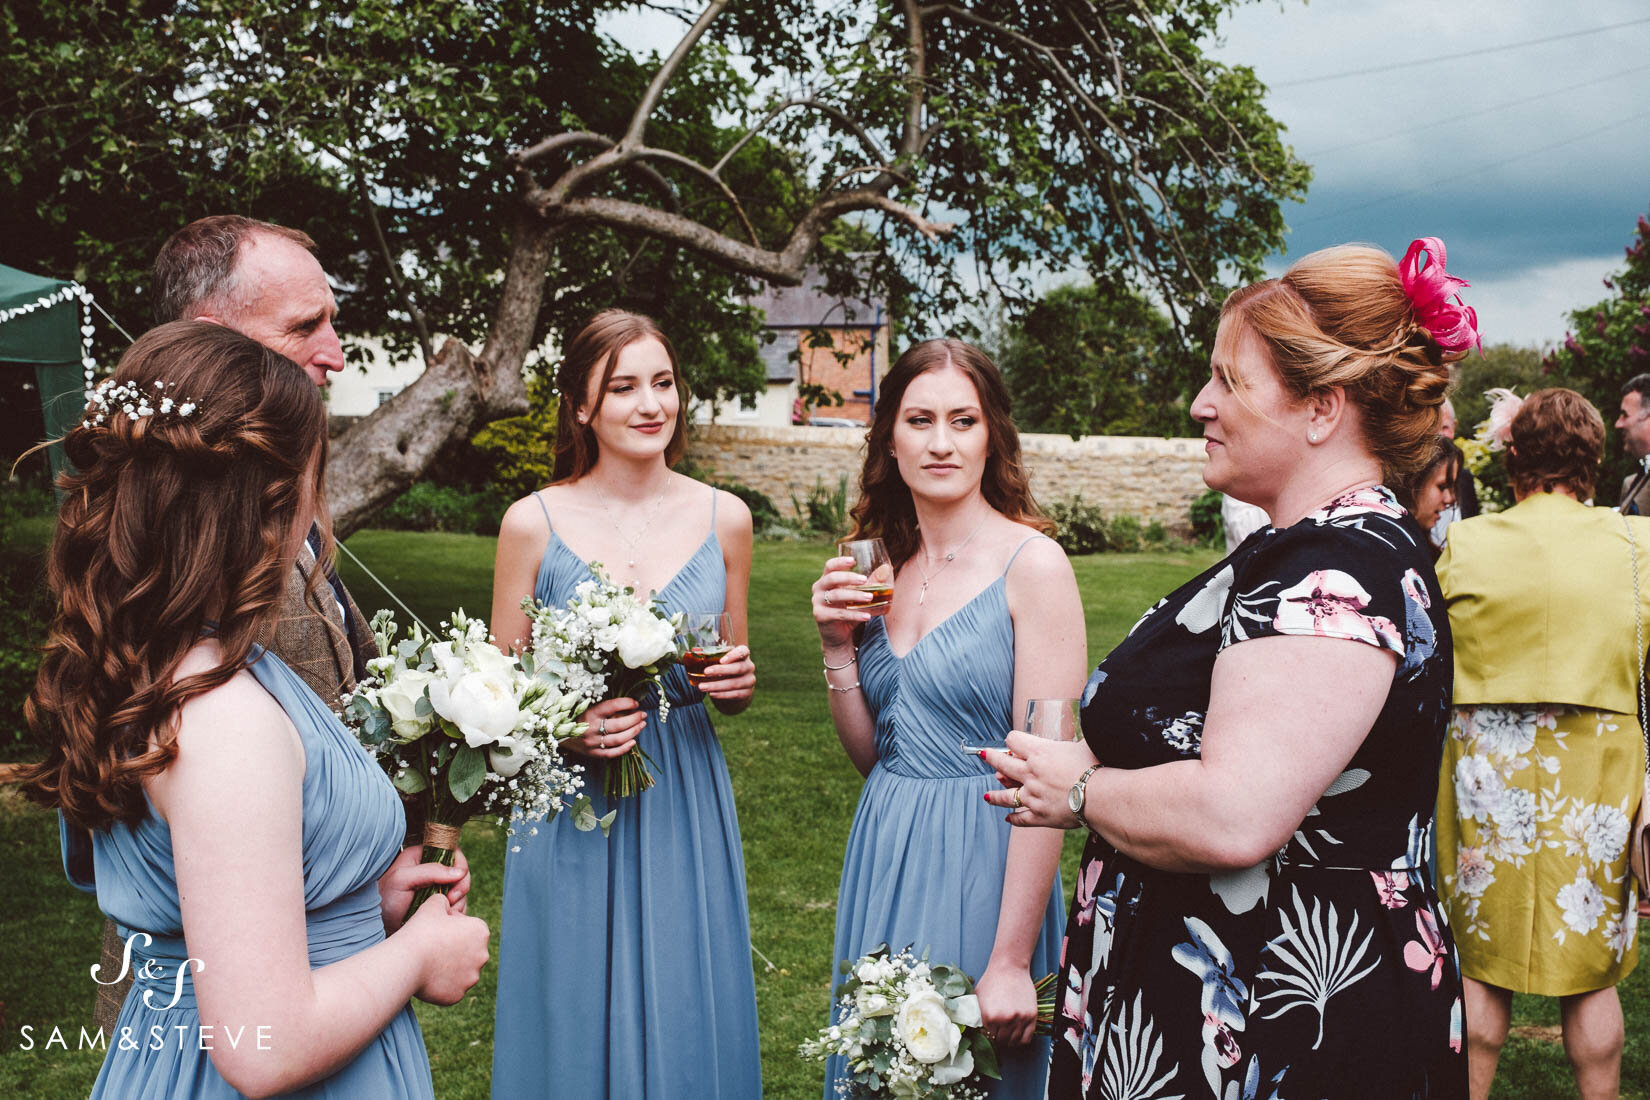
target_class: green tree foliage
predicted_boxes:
[1538,209,1650,505]
[996,281,1203,438]
[3,0,1307,532]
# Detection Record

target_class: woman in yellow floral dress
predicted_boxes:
[1436,387,1649,1100]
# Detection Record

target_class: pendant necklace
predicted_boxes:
[595,479,671,570]
[914,512,989,605]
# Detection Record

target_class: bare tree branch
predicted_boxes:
[712,95,892,175]
[550,191,951,285]
[354,170,435,366]
[632,146,760,244]
[622,0,729,149]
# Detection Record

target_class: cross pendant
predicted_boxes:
[919,579,929,605]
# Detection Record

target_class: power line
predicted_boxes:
[1275,15,1650,88]
[1292,109,1650,229]
[1305,61,1650,158]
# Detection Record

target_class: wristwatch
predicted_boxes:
[1067,763,1101,824]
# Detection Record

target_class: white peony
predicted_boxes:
[946,992,981,1028]
[1489,787,1536,857]
[1453,754,1504,823]
[894,987,960,1064]
[378,668,436,740]
[430,670,524,747]
[1561,802,1632,865]
[1472,706,1536,758]
[465,640,520,682]
[616,612,676,669]
[1556,870,1607,935]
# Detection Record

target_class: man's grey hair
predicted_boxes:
[1621,373,1650,406]
[151,215,317,324]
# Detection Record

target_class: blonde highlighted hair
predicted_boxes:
[1221,244,1462,479]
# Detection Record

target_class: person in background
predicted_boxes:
[1614,373,1650,514]
[1431,397,1478,548]
[1435,387,1647,1100]
[1220,492,1270,551]
[1394,435,1462,560]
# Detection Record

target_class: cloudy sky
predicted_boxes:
[1212,0,1650,346]
[603,1,1650,348]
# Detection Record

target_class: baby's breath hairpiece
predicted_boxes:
[81,378,199,429]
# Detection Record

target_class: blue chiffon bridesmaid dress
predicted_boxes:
[61,646,434,1099]
[824,536,1065,1099]
[491,488,762,1099]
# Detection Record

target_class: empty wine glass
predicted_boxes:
[961,698,1080,756]
[677,611,734,688]
[836,538,895,616]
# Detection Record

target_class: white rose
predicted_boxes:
[895,987,960,1064]
[855,988,893,1018]
[593,623,622,652]
[855,960,881,983]
[487,732,536,778]
[429,670,524,747]
[616,613,676,669]
[378,668,435,740]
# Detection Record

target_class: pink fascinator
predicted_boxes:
[1482,387,1522,451]
[1400,237,1482,354]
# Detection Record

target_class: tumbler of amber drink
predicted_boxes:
[837,538,895,615]
[677,612,734,688]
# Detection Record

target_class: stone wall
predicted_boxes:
[686,424,1209,532]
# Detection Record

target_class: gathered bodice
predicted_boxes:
[66,646,406,1010]
[534,529,724,708]
[859,575,1017,778]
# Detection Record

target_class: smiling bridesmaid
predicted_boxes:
[488,309,761,1099]
[810,339,1087,1098]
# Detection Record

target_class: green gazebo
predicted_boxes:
[0,262,97,477]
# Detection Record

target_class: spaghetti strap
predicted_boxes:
[1003,533,1051,575]
[532,490,553,533]
[709,483,719,532]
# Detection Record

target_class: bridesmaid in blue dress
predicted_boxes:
[489,310,762,1099]
[18,322,489,1098]
[810,339,1087,1098]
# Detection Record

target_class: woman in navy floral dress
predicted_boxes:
[987,241,1473,1098]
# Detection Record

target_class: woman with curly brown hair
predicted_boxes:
[1435,387,1648,1100]
[810,339,1088,1098]
[17,322,488,1098]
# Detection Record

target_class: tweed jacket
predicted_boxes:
[264,551,378,713]
[1438,491,1650,713]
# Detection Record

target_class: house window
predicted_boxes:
[733,393,760,420]
[375,388,398,407]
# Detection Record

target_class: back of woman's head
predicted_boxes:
[551,309,685,482]
[1505,388,1604,499]
[20,320,325,829]
[1221,243,1465,480]
[848,338,1050,565]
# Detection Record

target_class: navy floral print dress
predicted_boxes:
[1049,488,1467,1099]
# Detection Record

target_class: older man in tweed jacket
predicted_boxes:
[86,216,379,1033]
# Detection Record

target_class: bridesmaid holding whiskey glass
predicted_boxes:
[810,339,1087,1098]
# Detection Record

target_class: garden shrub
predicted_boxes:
[792,476,850,537]
[1189,488,1224,547]
[377,482,513,536]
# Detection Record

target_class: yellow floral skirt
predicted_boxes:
[1436,703,1644,995]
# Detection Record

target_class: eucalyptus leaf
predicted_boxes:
[448,744,487,802]
[393,767,428,794]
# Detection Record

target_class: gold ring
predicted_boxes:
[1010,788,1022,810]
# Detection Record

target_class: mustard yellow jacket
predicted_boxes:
[1438,491,1650,711]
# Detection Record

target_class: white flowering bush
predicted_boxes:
[524,563,684,798]
[801,944,1047,1099]
[343,609,601,908]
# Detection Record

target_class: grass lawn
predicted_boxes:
[2,529,1646,1098]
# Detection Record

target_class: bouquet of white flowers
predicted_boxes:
[343,609,600,910]
[523,563,683,799]
[801,945,1056,1099]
